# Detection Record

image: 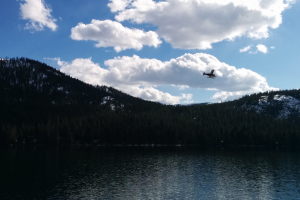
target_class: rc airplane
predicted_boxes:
[203,69,216,78]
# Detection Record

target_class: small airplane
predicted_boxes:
[203,69,216,78]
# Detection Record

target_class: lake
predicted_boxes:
[1,148,300,200]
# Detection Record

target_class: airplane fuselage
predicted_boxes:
[203,72,216,78]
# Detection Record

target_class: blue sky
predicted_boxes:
[1,0,299,104]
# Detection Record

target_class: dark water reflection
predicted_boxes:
[1,148,300,200]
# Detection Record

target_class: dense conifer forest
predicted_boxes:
[1,58,300,148]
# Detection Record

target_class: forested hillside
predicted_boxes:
[1,58,300,148]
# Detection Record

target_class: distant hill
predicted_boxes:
[236,90,300,120]
[1,58,300,148]
[0,57,161,111]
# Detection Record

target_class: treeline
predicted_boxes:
[1,58,300,148]
[1,102,300,147]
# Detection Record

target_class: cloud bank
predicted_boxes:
[58,53,275,104]
[109,0,292,49]
[19,0,57,31]
[71,19,161,52]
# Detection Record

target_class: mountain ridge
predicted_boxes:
[0,57,162,112]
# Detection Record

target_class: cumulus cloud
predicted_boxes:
[19,0,57,31]
[256,44,269,54]
[71,19,161,52]
[104,53,274,93]
[109,0,292,49]
[57,53,275,104]
[58,57,189,104]
[59,58,108,85]
[108,0,133,12]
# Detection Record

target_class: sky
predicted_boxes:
[1,0,300,104]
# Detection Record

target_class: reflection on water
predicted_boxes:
[1,149,300,200]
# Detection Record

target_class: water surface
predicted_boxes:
[1,148,300,200]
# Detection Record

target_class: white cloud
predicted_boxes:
[59,58,108,85]
[58,57,188,104]
[57,53,275,104]
[109,0,292,49]
[256,44,269,54]
[119,85,193,104]
[71,19,161,52]
[19,0,57,31]
[108,0,133,12]
[240,44,271,54]
[239,45,252,53]
[104,53,274,92]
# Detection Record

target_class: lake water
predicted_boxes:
[1,148,300,200]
